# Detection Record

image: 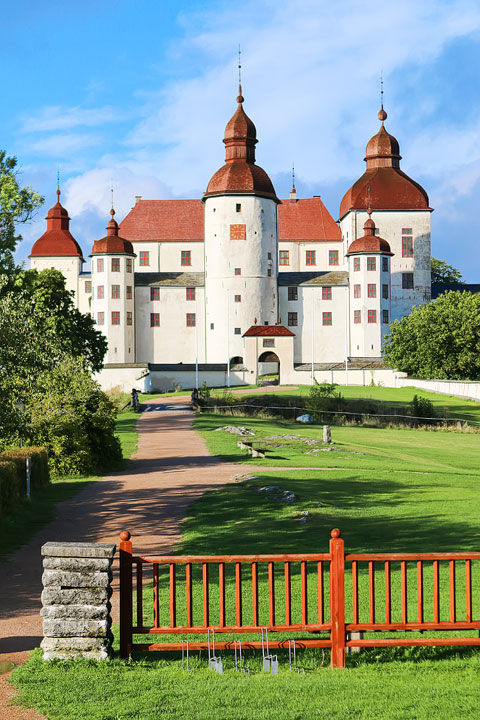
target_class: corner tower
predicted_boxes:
[202,83,280,365]
[339,105,432,321]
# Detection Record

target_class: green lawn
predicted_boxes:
[11,388,480,719]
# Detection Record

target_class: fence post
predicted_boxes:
[119,530,133,659]
[329,528,346,668]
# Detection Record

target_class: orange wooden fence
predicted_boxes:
[119,529,480,667]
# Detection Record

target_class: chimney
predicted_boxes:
[135,195,142,204]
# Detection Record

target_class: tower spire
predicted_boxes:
[289,161,297,202]
[56,168,61,202]
[378,71,387,123]
[237,44,244,103]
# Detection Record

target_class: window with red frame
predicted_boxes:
[85,281,92,293]
[111,311,120,325]
[382,284,389,299]
[112,285,120,299]
[306,250,316,266]
[353,257,361,271]
[96,258,104,272]
[367,257,376,271]
[234,294,241,303]
[111,258,120,272]
[288,312,298,326]
[150,287,160,301]
[354,310,361,324]
[368,309,377,323]
[322,312,332,326]
[126,312,133,326]
[181,250,191,266]
[186,287,196,301]
[186,313,196,327]
[279,250,289,265]
[329,250,339,266]
[322,286,332,300]
[139,251,149,266]
[354,284,361,299]
[382,257,389,272]
[382,310,389,324]
[97,312,104,325]
[402,228,413,258]
[402,273,414,289]
[97,285,104,299]
[150,313,160,327]
[234,267,241,275]
[126,286,133,299]
[288,286,298,301]
[367,284,376,298]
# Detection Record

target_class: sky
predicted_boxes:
[3,0,480,281]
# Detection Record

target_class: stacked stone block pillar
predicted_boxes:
[41,541,116,660]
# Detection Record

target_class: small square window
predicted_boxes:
[279,250,289,266]
[288,286,298,301]
[354,284,361,299]
[367,257,376,271]
[382,284,389,299]
[126,311,133,326]
[97,258,104,273]
[234,294,241,303]
[322,286,332,300]
[353,257,361,272]
[111,258,120,272]
[367,284,376,298]
[139,251,149,267]
[382,257,389,272]
[186,313,196,327]
[402,273,414,289]
[368,309,377,324]
[85,281,92,294]
[150,287,160,301]
[111,311,120,325]
[382,310,389,324]
[150,313,160,327]
[126,258,133,273]
[354,310,361,324]
[267,268,272,277]
[181,250,192,266]
[306,250,316,266]
[234,268,241,276]
[322,312,332,326]
[186,287,196,301]
[236,203,241,212]
[97,285,104,299]
[288,312,298,326]
[263,338,274,347]
[268,252,272,260]
[210,323,214,330]
[329,250,339,266]
[97,311,104,325]
[402,228,413,235]
[234,327,241,335]
[126,286,133,300]
[112,285,120,299]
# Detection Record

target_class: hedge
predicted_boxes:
[0,448,50,516]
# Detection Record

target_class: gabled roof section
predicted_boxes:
[277,271,348,286]
[243,325,295,337]
[134,272,204,287]
[278,197,341,242]
[119,200,204,242]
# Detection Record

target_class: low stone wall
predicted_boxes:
[395,377,480,402]
[41,541,116,660]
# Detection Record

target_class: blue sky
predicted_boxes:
[3,0,480,281]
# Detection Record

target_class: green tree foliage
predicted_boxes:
[307,383,343,419]
[0,151,43,274]
[431,257,464,285]
[384,291,480,380]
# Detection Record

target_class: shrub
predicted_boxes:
[306,383,343,420]
[0,447,50,492]
[0,460,21,516]
[411,395,436,422]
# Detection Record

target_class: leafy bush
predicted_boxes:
[0,460,21,515]
[199,382,211,404]
[307,383,343,420]
[0,447,50,493]
[411,395,436,421]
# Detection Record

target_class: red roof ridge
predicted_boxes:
[243,325,295,337]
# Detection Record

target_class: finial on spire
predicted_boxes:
[378,71,387,123]
[237,44,244,103]
[111,185,114,211]
[367,186,372,216]
[292,161,296,190]
[56,168,61,201]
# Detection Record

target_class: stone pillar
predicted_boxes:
[323,425,332,444]
[40,541,116,660]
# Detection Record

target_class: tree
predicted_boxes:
[383,291,480,380]
[0,151,44,274]
[431,257,464,285]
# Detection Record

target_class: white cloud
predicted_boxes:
[26,132,103,157]
[20,105,121,133]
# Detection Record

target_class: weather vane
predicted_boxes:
[292,161,295,190]
[380,70,384,109]
[238,44,242,86]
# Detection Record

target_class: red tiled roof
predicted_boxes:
[204,162,277,201]
[243,325,295,337]
[346,216,393,255]
[278,197,341,242]
[339,167,430,218]
[119,200,205,242]
[119,196,340,244]
[92,211,135,255]
[29,190,84,259]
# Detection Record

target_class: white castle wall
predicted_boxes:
[278,241,344,272]
[132,241,204,273]
[348,253,391,357]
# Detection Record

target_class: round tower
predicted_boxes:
[202,83,280,365]
[90,209,136,364]
[339,105,432,322]
[29,188,84,301]
[346,211,393,358]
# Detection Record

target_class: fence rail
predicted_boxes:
[119,530,480,667]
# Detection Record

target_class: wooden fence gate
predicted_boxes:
[119,529,480,668]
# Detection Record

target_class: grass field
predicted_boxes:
[11,386,480,719]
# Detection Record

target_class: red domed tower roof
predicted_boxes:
[339,106,430,219]
[91,209,135,256]
[204,85,278,202]
[29,189,84,259]
[346,211,393,255]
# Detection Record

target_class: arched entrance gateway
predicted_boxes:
[242,325,295,385]
[258,351,280,385]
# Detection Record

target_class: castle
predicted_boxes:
[29,84,431,392]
